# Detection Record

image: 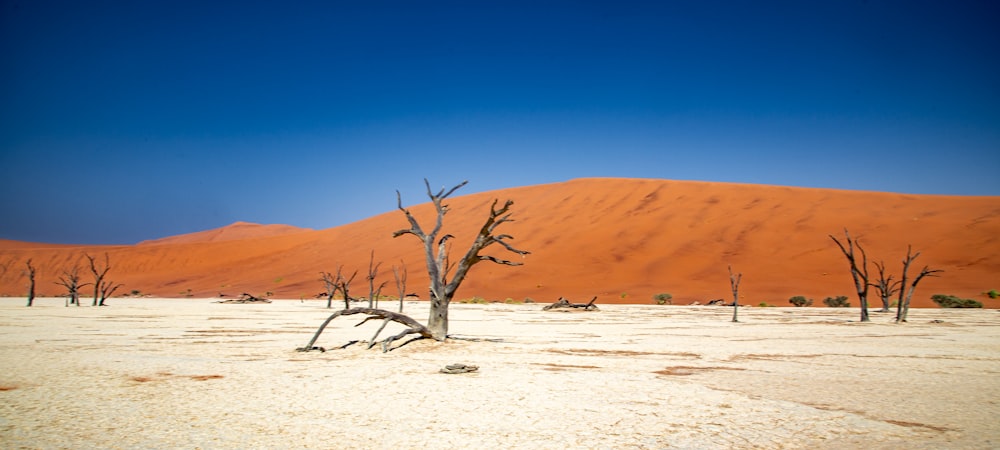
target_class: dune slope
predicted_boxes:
[1,178,997,307]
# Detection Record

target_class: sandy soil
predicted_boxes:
[1,298,998,449]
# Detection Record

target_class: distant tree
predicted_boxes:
[320,271,337,308]
[652,293,673,305]
[55,264,90,307]
[870,260,901,312]
[788,296,812,307]
[896,246,943,322]
[83,252,122,306]
[98,279,124,306]
[829,229,870,322]
[728,265,742,323]
[822,296,851,308]
[25,259,37,307]
[930,294,982,308]
[366,250,388,309]
[392,260,408,313]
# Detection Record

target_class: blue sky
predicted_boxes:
[2,1,998,244]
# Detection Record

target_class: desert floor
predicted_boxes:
[1,298,998,449]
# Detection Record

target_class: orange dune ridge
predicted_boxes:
[1,178,998,308]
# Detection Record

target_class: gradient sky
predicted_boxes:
[2,1,998,244]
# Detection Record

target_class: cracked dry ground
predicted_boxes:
[1,298,998,448]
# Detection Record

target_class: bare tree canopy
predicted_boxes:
[392,179,529,340]
[728,265,742,323]
[871,260,901,313]
[829,229,871,322]
[896,246,943,322]
[392,260,408,313]
[300,179,529,352]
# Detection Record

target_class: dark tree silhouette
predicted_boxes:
[392,261,408,313]
[830,229,871,322]
[896,246,943,322]
[25,259,37,307]
[55,265,90,307]
[366,250,388,309]
[728,265,742,323]
[870,260,901,312]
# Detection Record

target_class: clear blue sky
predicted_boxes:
[2,1,998,244]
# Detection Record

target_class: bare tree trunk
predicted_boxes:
[896,246,942,322]
[55,265,90,308]
[393,179,529,340]
[337,267,357,310]
[320,271,337,308]
[99,280,123,306]
[729,265,742,323]
[86,253,112,307]
[393,261,408,313]
[25,259,36,307]
[830,229,871,322]
[871,260,900,312]
[366,250,387,309]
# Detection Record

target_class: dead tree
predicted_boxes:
[366,250,388,309]
[728,265,742,323]
[392,179,529,340]
[542,296,599,311]
[299,179,528,352]
[98,279,124,306]
[336,266,358,310]
[393,261,408,313]
[25,259,37,307]
[870,260,901,312]
[55,265,90,307]
[830,229,871,322]
[896,246,943,322]
[320,266,358,309]
[85,253,112,306]
[320,271,337,308]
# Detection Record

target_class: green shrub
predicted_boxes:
[931,294,982,308]
[788,296,813,307]
[822,296,851,307]
[653,293,673,305]
[757,302,774,307]
[986,289,1000,299]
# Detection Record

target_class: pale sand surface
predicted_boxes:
[1,298,998,449]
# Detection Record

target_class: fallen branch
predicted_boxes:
[297,307,433,353]
[215,293,271,304]
[543,296,599,311]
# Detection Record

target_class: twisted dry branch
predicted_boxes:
[297,307,433,353]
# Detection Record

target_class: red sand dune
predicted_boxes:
[1,178,998,308]
[137,221,312,246]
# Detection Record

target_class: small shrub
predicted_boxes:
[788,296,813,307]
[931,294,982,308]
[986,289,1000,299]
[467,296,487,304]
[757,302,773,307]
[822,296,851,307]
[523,297,535,304]
[653,293,673,305]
